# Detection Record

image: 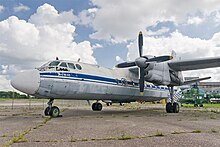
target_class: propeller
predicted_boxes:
[116,31,173,95]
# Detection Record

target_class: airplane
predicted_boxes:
[10,31,220,117]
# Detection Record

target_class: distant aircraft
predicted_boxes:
[11,32,220,117]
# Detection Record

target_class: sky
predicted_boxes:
[1,0,220,91]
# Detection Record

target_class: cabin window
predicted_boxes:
[68,63,76,69]
[76,64,82,70]
[60,62,67,67]
[49,61,60,66]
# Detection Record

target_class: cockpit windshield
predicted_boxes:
[49,61,60,67]
[37,60,82,71]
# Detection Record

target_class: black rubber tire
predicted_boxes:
[96,103,102,111]
[49,106,60,117]
[92,103,97,111]
[92,103,102,111]
[173,102,179,113]
[44,107,50,116]
[200,104,203,107]
[166,102,173,113]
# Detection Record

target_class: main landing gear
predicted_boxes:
[166,86,180,113]
[44,99,61,117]
[92,101,102,111]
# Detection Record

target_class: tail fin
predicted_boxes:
[171,50,177,61]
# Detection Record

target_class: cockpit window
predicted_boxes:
[60,62,67,67]
[76,64,82,70]
[49,61,60,66]
[68,63,76,69]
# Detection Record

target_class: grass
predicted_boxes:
[210,114,217,119]
[118,134,134,140]
[2,128,31,147]
[181,103,220,108]
[191,130,201,133]
[211,128,219,133]
[33,117,51,129]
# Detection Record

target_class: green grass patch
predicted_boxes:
[191,130,201,133]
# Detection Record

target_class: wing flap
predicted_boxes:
[168,57,220,71]
[183,77,211,85]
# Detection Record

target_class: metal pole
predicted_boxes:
[12,91,14,110]
[28,94,31,110]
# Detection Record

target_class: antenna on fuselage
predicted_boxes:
[77,58,80,62]
[56,57,59,60]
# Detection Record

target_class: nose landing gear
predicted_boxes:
[44,99,61,117]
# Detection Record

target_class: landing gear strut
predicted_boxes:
[44,99,61,117]
[92,102,102,111]
[166,86,179,113]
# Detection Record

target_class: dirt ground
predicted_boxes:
[0,99,220,147]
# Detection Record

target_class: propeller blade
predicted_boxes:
[139,67,145,95]
[138,31,143,57]
[147,56,173,62]
[116,61,136,68]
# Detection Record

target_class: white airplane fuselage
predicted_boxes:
[11,60,169,103]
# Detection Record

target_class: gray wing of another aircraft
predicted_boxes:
[168,57,220,71]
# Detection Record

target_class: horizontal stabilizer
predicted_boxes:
[183,77,211,85]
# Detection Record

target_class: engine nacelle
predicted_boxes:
[144,62,171,85]
[144,62,154,71]
[145,70,163,84]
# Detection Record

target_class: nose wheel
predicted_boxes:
[44,99,61,117]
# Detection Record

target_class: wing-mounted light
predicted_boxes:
[115,31,173,95]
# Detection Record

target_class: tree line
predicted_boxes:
[0,91,28,98]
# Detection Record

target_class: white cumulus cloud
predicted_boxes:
[187,16,204,25]
[13,3,30,12]
[88,0,220,43]
[0,3,97,91]
[127,31,220,81]
[0,5,5,13]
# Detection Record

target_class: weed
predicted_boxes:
[70,136,77,142]
[171,131,184,134]
[211,129,219,133]
[210,114,217,119]
[192,130,201,133]
[154,130,164,137]
[118,134,133,140]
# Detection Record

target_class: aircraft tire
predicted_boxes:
[92,103,102,111]
[166,102,173,113]
[173,102,179,113]
[49,106,60,117]
[96,103,102,111]
[92,103,97,111]
[44,107,50,116]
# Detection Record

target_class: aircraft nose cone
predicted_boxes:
[11,69,40,95]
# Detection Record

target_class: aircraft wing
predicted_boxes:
[168,57,220,71]
[183,77,211,85]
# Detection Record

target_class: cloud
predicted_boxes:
[76,8,97,26]
[0,3,97,91]
[13,3,30,12]
[127,30,220,81]
[187,16,204,25]
[147,27,170,36]
[0,5,4,13]
[88,0,220,43]
[92,43,103,49]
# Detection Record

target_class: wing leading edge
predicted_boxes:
[168,57,220,71]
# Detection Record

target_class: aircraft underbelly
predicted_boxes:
[36,78,169,102]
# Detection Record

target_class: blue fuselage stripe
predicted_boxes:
[40,72,169,91]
